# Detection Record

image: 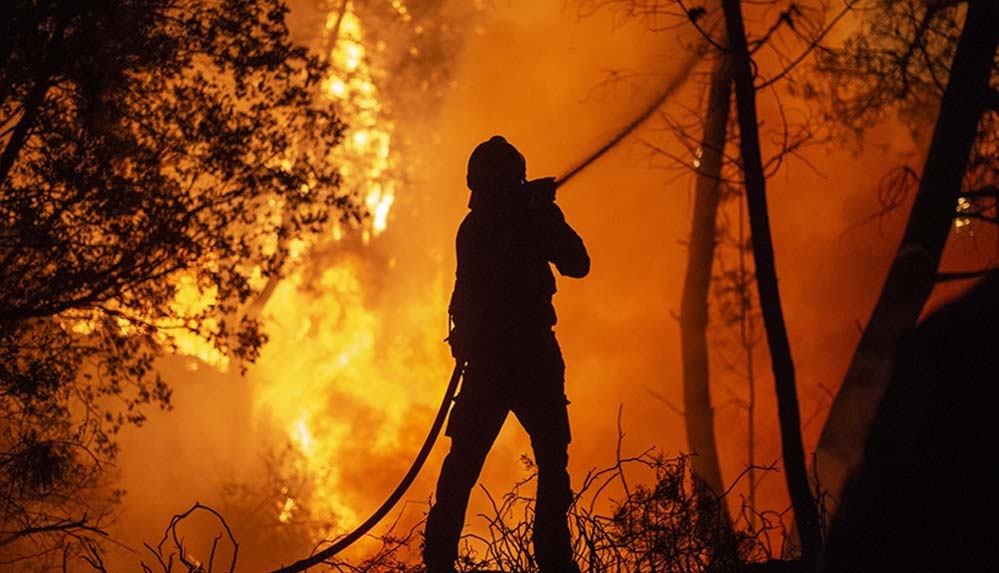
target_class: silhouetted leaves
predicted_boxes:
[0,0,357,566]
[816,0,966,138]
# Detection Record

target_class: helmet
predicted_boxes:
[466,135,526,192]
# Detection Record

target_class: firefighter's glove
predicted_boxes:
[525,177,557,205]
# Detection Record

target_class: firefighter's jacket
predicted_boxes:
[448,185,589,361]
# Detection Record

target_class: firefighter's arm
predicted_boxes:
[538,202,590,278]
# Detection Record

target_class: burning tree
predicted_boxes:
[0,0,358,566]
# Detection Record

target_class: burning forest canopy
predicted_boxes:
[2,0,998,572]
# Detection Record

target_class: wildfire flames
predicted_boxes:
[161,0,455,536]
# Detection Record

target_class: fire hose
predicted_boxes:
[269,56,696,573]
[269,362,465,573]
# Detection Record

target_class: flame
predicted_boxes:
[954,196,974,235]
[366,183,395,234]
[166,1,399,376]
[169,274,228,368]
[245,0,446,536]
[323,5,396,244]
[278,496,298,524]
[250,253,449,531]
[129,0,427,539]
[62,272,230,368]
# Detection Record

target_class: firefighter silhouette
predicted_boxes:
[424,136,590,573]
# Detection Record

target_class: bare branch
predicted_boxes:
[0,517,108,549]
[145,503,238,573]
[936,268,999,282]
[953,212,998,224]
[642,384,685,417]
[675,0,729,52]
[960,185,999,200]
[757,0,863,88]
[748,5,801,55]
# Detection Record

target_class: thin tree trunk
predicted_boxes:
[739,195,760,524]
[814,0,999,504]
[720,0,820,561]
[680,54,731,499]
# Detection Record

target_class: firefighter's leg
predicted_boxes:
[515,393,578,573]
[424,386,507,573]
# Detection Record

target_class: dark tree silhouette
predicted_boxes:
[582,0,830,562]
[822,271,999,573]
[0,0,357,566]
[813,0,999,503]
[720,0,820,562]
[680,54,732,502]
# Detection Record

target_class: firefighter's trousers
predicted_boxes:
[424,335,577,573]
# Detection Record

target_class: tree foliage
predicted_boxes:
[818,0,964,135]
[817,0,999,219]
[0,0,357,564]
[813,0,999,503]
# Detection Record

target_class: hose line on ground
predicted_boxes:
[269,362,465,573]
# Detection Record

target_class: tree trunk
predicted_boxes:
[814,0,999,504]
[720,0,820,561]
[680,54,731,498]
